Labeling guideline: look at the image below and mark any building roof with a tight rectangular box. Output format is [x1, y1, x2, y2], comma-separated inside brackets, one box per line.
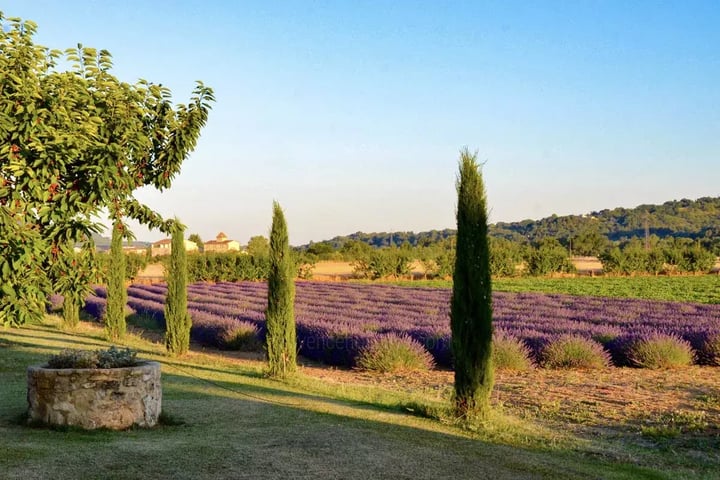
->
[205, 239, 236, 245]
[152, 239, 172, 246]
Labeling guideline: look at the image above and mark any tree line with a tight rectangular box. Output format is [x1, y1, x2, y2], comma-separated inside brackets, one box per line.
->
[299, 235, 717, 279]
[305, 196, 720, 255]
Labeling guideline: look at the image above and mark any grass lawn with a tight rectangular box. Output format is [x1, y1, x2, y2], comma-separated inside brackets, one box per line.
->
[1, 317, 717, 479]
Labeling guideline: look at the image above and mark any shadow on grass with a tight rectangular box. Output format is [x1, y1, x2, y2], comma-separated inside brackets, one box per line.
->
[0, 322, 705, 479]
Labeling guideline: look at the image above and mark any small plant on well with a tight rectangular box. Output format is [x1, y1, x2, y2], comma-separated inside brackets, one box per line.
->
[46, 347, 138, 369]
[492, 331, 534, 371]
[541, 335, 611, 369]
[628, 333, 695, 369]
[356, 334, 435, 373]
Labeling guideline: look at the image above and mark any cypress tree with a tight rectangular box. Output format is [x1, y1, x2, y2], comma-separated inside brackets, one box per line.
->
[451, 148, 494, 420]
[165, 223, 191, 356]
[106, 222, 127, 340]
[265, 201, 297, 377]
[62, 295, 80, 329]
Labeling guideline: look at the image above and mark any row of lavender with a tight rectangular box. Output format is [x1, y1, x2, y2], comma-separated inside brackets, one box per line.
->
[81, 281, 720, 367]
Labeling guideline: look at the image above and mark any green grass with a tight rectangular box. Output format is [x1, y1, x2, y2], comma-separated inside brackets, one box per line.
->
[360, 275, 720, 304]
[0, 317, 714, 479]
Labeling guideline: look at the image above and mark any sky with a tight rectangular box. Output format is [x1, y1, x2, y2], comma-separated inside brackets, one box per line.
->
[4, 1, 719, 245]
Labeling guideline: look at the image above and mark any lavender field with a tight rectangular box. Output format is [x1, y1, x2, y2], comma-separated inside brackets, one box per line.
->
[82, 281, 720, 368]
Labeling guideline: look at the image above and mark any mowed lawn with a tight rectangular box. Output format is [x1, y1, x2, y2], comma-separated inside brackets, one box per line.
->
[0, 318, 707, 480]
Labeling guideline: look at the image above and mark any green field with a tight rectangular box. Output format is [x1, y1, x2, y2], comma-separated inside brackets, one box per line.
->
[363, 275, 720, 304]
[2, 317, 718, 479]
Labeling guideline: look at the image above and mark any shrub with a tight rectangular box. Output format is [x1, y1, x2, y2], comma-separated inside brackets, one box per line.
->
[221, 321, 262, 351]
[46, 347, 138, 369]
[628, 333, 695, 369]
[492, 331, 534, 371]
[699, 333, 720, 366]
[541, 335, 611, 369]
[356, 334, 435, 373]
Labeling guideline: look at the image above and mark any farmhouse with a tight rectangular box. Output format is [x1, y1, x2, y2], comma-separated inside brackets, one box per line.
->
[204, 232, 241, 253]
[151, 238, 199, 257]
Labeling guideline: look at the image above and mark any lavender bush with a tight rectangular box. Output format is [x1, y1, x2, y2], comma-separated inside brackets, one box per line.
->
[356, 334, 435, 373]
[541, 335, 611, 369]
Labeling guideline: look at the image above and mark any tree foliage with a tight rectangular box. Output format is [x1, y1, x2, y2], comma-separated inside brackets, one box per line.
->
[53, 245, 98, 328]
[600, 238, 716, 275]
[525, 238, 575, 276]
[265, 202, 296, 378]
[188, 233, 204, 253]
[0, 13, 213, 326]
[352, 247, 413, 279]
[165, 223, 191, 356]
[247, 235, 270, 258]
[451, 149, 494, 420]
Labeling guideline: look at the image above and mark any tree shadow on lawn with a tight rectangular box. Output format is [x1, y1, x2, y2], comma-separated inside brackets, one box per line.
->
[160, 362, 404, 415]
[2, 330, 109, 350]
[0, 370, 669, 480]
[0, 335, 696, 480]
[167, 372, 680, 479]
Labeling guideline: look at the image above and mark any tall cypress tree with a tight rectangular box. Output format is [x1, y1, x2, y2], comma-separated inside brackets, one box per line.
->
[106, 222, 127, 340]
[62, 295, 80, 329]
[451, 148, 494, 420]
[165, 222, 191, 356]
[265, 201, 297, 377]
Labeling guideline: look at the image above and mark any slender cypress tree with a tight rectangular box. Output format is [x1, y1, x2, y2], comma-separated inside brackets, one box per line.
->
[165, 223, 191, 356]
[106, 222, 127, 340]
[62, 295, 80, 329]
[265, 201, 297, 377]
[451, 148, 494, 420]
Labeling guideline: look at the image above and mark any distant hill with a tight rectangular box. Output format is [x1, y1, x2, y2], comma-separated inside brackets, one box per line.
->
[304, 196, 720, 248]
[491, 196, 720, 243]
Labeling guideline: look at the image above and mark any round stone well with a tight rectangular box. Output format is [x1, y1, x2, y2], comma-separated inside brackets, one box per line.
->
[27, 361, 162, 430]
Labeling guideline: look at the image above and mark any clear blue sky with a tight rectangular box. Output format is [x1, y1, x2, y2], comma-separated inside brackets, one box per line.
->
[4, 1, 719, 245]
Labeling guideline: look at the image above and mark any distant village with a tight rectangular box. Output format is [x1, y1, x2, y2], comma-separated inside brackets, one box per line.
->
[117, 232, 245, 256]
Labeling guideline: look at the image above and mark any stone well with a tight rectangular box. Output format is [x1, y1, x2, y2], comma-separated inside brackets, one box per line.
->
[27, 361, 162, 430]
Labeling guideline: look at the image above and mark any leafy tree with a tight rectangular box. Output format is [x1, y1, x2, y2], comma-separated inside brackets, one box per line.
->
[572, 226, 609, 256]
[645, 249, 666, 275]
[265, 202, 296, 378]
[105, 222, 127, 340]
[247, 235, 270, 258]
[488, 237, 523, 277]
[0, 13, 213, 327]
[340, 239, 373, 261]
[419, 238, 456, 279]
[306, 241, 337, 259]
[679, 243, 716, 273]
[188, 233, 204, 253]
[292, 250, 317, 280]
[451, 149, 494, 420]
[54, 246, 98, 328]
[352, 247, 412, 279]
[165, 223, 191, 356]
[526, 238, 575, 276]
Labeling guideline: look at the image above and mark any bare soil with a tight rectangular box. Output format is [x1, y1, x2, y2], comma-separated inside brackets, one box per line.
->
[300, 363, 720, 436]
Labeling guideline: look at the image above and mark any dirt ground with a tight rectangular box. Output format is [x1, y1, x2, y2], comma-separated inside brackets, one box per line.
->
[300, 362, 720, 437]
[200, 337, 720, 442]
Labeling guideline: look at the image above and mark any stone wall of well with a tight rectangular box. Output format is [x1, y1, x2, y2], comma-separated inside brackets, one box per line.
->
[27, 361, 161, 430]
